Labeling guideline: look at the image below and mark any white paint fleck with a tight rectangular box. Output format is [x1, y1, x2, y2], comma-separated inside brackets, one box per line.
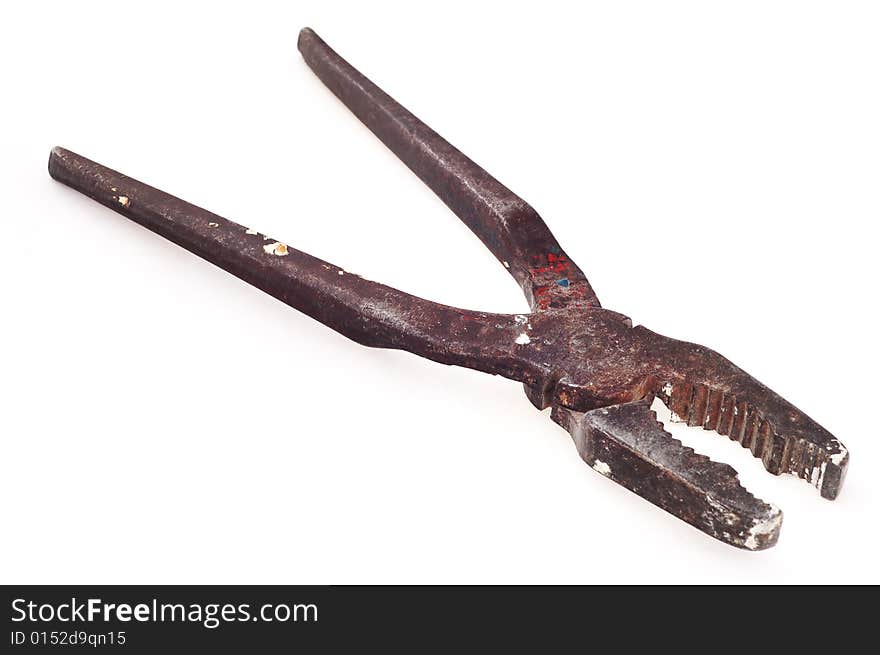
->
[262, 242, 289, 256]
[515, 333, 531, 345]
[245, 228, 259, 235]
[744, 507, 782, 550]
[514, 314, 528, 325]
[816, 461, 829, 488]
[110, 187, 117, 192]
[706, 495, 726, 513]
[829, 448, 848, 466]
[706, 495, 738, 525]
[117, 196, 130, 207]
[592, 459, 611, 476]
[662, 382, 673, 396]
[503, 261, 510, 269]
[208, 222, 219, 228]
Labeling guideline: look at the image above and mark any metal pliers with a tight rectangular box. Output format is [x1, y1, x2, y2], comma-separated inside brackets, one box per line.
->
[49, 27, 849, 550]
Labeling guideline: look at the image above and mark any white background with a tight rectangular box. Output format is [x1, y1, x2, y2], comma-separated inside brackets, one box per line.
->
[2, 1, 878, 584]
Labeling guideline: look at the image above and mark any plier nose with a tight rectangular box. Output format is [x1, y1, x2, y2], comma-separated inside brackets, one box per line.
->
[48, 27, 849, 550]
[550, 323, 848, 550]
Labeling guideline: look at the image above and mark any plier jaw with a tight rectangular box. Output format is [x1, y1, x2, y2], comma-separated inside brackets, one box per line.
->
[49, 27, 848, 550]
[555, 401, 784, 551]
[513, 306, 847, 549]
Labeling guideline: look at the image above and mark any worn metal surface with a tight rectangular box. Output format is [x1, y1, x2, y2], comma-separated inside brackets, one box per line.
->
[48, 27, 849, 550]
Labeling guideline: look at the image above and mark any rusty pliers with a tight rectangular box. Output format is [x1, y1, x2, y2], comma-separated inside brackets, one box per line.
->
[49, 27, 848, 550]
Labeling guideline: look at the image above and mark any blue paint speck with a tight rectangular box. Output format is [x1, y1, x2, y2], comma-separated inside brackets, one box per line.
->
[556, 278, 570, 288]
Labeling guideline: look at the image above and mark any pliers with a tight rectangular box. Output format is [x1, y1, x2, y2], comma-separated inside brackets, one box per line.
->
[48, 27, 849, 550]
